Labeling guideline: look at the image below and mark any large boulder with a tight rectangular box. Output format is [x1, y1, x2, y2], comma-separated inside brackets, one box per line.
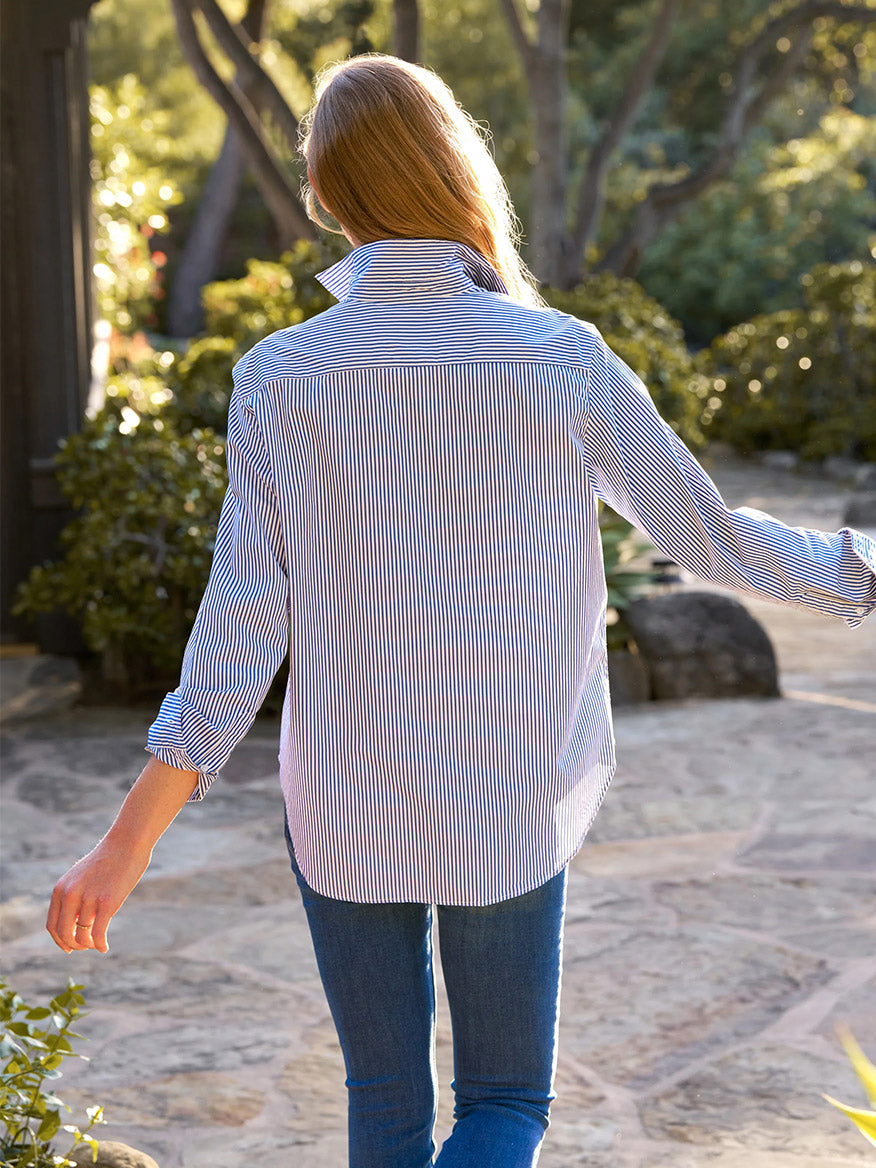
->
[844, 492, 876, 529]
[69, 1142, 160, 1168]
[624, 591, 779, 700]
[607, 648, 650, 705]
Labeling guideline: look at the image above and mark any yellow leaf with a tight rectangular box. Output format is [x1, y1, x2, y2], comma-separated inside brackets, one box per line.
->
[822, 1094, 876, 1148]
[836, 1024, 876, 1108]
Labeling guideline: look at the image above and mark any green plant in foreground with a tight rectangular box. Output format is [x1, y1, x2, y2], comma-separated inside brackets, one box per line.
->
[599, 506, 653, 652]
[823, 1025, 876, 1148]
[1, 980, 105, 1167]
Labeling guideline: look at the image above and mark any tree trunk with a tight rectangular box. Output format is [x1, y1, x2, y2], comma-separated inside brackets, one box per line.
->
[522, 0, 571, 287]
[394, 0, 420, 62]
[166, 132, 248, 337]
[528, 57, 568, 287]
[565, 0, 678, 288]
[170, 0, 313, 246]
[166, 0, 268, 337]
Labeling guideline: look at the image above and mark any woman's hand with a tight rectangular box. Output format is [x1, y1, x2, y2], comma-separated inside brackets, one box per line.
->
[45, 753, 200, 954]
[46, 837, 152, 953]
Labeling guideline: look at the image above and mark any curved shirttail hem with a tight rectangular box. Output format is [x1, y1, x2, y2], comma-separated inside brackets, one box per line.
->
[282, 762, 617, 908]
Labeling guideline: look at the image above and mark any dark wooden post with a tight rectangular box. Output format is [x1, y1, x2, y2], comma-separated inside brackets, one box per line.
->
[1, 0, 99, 648]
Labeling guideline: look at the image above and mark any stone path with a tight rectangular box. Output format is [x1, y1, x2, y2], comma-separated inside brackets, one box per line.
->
[1, 454, 874, 1167]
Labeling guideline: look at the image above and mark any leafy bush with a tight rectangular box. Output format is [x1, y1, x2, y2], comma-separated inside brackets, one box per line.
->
[542, 273, 710, 449]
[637, 109, 876, 345]
[167, 336, 241, 434]
[702, 260, 876, 460]
[202, 238, 341, 350]
[89, 75, 183, 335]
[1, 980, 105, 1167]
[116, 238, 347, 437]
[14, 411, 226, 689]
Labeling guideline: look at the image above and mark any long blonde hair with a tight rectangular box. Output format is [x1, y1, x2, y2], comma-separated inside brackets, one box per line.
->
[299, 54, 542, 306]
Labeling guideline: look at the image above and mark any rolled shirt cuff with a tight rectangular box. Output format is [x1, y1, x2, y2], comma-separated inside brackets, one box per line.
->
[144, 745, 217, 801]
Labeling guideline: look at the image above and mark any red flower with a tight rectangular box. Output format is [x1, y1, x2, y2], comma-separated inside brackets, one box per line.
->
[152, 250, 167, 267]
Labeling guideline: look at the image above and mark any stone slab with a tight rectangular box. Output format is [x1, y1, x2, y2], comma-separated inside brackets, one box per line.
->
[1, 453, 874, 1166]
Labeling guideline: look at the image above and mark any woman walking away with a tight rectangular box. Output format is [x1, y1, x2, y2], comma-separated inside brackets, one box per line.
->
[47, 54, 876, 1168]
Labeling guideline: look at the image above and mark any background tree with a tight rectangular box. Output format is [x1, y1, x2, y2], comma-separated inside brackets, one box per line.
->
[166, 0, 271, 336]
[497, 0, 875, 287]
[87, 0, 875, 341]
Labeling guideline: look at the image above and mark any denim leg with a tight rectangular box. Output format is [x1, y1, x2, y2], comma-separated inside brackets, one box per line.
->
[434, 867, 568, 1168]
[285, 820, 437, 1168]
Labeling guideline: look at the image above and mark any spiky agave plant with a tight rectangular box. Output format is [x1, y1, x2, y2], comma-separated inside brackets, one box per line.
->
[823, 1025, 876, 1148]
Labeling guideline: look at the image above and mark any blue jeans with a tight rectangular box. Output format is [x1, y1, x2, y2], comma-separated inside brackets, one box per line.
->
[284, 818, 567, 1168]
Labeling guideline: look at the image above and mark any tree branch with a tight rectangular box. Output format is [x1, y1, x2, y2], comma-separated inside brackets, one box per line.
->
[197, 0, 301, 152]
[599, 0, 876, 276]
[167, 0, 269, 336]
[498, 0, 536, 75]
[570, 0, 679, 269]
[171, 0, 314, 243]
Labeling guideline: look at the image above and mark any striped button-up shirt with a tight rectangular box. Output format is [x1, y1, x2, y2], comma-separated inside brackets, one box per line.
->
[148, 238, 876, 905]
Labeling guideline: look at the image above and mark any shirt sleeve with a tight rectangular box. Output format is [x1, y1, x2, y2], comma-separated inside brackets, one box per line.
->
[147, 387, 290, 799]
[576, 329, 876, 629]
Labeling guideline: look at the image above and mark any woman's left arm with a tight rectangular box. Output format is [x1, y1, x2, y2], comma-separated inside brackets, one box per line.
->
[576, 329, 876, 627]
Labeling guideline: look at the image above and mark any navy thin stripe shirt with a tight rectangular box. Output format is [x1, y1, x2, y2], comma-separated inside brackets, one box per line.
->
[148, 238, 876, 905]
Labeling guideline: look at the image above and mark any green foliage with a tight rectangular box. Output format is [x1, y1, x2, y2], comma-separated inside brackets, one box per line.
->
[269, 0, 376, 80]
[146, 238, 345, 434]
[542, 274, 709, 449]
[89, 75, 184, 334]
[823, 1025, 876, 1148]
[87, 0, 876, 346]
[168, 337, 242, 434]
[638, 107, 876, 344]
[1, 981, 105, 1167]
[599, 507, 652, 652]
[14, 411, 227, 687]
[88, 0, 227, 163]
[201, 238, 341, 350]
[702, 260, 876, 460]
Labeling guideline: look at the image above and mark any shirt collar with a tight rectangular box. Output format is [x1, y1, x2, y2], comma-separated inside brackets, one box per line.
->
[316, 238, 509, 302]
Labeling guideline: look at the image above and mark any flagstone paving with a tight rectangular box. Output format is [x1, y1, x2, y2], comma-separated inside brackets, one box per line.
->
[1, 453, 874, 1167]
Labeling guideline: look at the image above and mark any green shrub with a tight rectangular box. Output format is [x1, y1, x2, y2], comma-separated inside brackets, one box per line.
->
[702, 260, 876, 460]
[202, 237, 341, 350]
[1, 980, 105, 1167]
[168, 335, 241, 433]
[126, 238, 346, 436]
[14, 410, 226, 689]
[542, 273, 710, 450]
[99, 371, 175, 419]
[89, 75, 183, 335]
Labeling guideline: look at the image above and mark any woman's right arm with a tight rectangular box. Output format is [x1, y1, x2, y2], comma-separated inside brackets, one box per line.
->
[46, 753, 199, 954]
[576, 329, 876, 627]
[48, 378, 291, 955]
